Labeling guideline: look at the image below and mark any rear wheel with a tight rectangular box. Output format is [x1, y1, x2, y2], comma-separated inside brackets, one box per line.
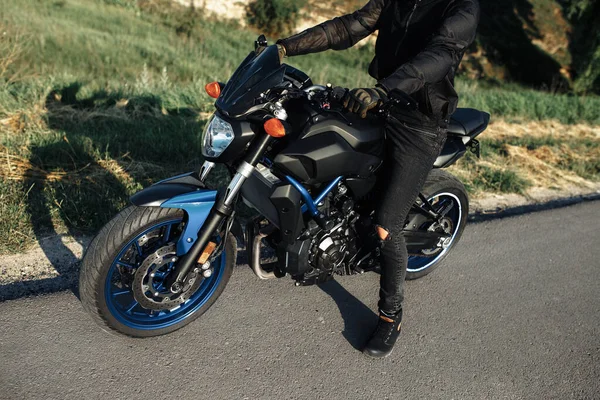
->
[79, 206, 236, 337]
[406, 170, 469, 280]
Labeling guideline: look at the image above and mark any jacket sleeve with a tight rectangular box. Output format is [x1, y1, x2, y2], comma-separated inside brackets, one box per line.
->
[378, 0, 480, 95]
[278, 0, 385, 57]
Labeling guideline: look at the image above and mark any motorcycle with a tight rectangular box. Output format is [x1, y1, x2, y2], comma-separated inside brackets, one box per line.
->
[79, 39, 490, 337]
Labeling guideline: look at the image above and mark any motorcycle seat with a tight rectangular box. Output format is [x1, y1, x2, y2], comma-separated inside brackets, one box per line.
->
[447, 108, 490, 139]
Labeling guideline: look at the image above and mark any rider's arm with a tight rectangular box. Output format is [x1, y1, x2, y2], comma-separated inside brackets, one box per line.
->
[377, 0, 480, 95]
[278, 0, 385, 57]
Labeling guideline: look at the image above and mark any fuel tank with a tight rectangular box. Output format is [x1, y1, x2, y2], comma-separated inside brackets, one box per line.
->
[273, 113, 383, 185]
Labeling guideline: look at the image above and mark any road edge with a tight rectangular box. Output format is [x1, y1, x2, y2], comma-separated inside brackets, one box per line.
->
[2, 193, 599, 302]
[469, 192, 600, 223]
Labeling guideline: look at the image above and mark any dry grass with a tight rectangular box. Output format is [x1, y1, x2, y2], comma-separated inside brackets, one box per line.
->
[450, 119, 600, 196]
[3, 114, 597, 198]
[504, 144, 594, 188]
[2, 107, 598, 191]
[1, 142, 163, 185]
[483, 119, 599, 140]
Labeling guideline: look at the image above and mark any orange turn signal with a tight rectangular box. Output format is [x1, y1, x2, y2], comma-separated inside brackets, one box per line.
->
[264, 118, 286, 138]
[205, 82, 221, 99]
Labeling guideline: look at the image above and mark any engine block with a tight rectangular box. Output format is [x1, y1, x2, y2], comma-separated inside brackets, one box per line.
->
[294, 193, 371, 285]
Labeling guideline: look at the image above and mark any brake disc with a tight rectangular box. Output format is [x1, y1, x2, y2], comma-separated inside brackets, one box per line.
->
[136, 230, 163, 247]
[120, 229, 164, 266]
[132, 244, 202, 311]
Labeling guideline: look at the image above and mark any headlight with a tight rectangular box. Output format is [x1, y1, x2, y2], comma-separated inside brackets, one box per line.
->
[202, 115, 235, 158]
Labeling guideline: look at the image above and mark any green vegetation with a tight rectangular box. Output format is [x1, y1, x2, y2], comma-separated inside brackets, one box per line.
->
[246, 0, 305, 36]
[0, 0, 598, 253]
[1, 0, 599, 120]
[561, 0, 600, 93]
[471, 165, 532, 195]
[458, 81, 600, 125]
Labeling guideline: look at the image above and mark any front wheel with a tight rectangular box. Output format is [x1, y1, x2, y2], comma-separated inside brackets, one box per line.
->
[406, 169, 469, 280]
[79, 206, 236, 337]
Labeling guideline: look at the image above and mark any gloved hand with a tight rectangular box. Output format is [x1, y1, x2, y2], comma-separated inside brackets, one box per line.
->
[256, 44, 286, 63]
[342, 87, 388, 118]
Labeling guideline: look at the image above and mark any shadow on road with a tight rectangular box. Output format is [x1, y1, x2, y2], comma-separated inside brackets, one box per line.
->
[1, 274, 76, 302]
[318, 279, 377, 350]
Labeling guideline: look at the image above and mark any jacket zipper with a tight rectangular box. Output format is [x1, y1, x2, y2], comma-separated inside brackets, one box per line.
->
[388, 114, 439, 138]
[398, 0, 421, 47]
[402, 122, 439, 138]
[389, 115, 439, 138]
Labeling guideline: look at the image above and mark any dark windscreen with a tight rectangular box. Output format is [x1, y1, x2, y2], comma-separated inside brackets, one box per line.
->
[216, 45, 286, 117]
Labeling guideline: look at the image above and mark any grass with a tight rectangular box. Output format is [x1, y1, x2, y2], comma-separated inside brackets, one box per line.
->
[457, 81, 600, 125]
[0, 0, 599, 253]
[480, 131, 600, 181]
[471, 165, 532, 194]
[449, 120, 600, 196]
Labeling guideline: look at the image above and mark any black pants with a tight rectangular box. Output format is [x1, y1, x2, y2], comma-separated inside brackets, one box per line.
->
[375, 109, 447, 315]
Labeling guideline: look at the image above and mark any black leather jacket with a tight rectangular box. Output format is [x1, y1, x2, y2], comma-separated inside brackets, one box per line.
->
[278, 0, 480, 120]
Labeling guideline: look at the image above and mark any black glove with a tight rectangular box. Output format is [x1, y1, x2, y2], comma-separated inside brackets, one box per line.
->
[342, 87, 388, 118]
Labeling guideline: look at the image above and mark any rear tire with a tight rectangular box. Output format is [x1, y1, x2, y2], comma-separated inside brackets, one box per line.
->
[406, 170, 469, 280]
[79, 206, 236, 337]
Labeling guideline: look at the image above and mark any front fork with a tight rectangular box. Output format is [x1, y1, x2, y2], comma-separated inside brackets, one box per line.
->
[164, 134, 273, 293]
[199, 160, 215, 182]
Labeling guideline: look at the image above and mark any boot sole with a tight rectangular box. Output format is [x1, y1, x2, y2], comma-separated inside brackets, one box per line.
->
[362, 348, 394, 359]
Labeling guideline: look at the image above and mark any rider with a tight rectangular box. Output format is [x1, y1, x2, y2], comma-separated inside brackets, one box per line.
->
[276, 0, 480, 357]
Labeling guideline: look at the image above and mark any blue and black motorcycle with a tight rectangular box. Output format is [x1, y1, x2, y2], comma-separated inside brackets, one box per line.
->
[79, 40, 489, 337]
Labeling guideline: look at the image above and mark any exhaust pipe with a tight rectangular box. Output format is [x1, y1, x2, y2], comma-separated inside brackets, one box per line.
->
[251, 231, 276, 280]
[247, 220, 277, 280]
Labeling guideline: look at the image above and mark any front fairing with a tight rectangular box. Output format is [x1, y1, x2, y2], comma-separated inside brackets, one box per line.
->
[216, 45, 286, 117]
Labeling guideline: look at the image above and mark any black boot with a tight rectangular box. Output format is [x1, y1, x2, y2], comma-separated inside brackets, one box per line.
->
[363, 310, 402, 358]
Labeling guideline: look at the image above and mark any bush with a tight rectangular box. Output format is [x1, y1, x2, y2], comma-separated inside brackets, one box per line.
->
[246, 0, 305, 36]
[562, 0, 600, 94]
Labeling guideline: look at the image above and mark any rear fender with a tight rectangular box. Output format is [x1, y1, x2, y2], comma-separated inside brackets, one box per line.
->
[130, 172, 244, 255]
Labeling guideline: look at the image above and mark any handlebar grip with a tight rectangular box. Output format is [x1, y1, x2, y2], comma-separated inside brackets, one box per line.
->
[330, 86, 348, 102]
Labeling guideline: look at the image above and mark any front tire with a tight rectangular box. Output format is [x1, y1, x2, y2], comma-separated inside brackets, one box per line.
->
[406, 170, 469, 280]
[79, 206, 236, 337]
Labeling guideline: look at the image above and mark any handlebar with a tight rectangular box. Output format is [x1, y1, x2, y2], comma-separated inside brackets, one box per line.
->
[303, 85, 417, 118]
[258, 81, 417, 121]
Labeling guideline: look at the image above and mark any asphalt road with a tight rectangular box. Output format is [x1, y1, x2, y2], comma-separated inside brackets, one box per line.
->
[1, 202, 599, 400]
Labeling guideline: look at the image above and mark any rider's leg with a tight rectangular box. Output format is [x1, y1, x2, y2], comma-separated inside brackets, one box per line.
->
[363, 113, 446, 358]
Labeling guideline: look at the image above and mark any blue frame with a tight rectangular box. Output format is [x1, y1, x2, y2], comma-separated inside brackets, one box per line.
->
[154, 170, 341, 254]
[285, 175, 343, 216]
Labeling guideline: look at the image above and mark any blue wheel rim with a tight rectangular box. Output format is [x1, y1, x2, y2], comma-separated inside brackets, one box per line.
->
[104, 219, 226, 330]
